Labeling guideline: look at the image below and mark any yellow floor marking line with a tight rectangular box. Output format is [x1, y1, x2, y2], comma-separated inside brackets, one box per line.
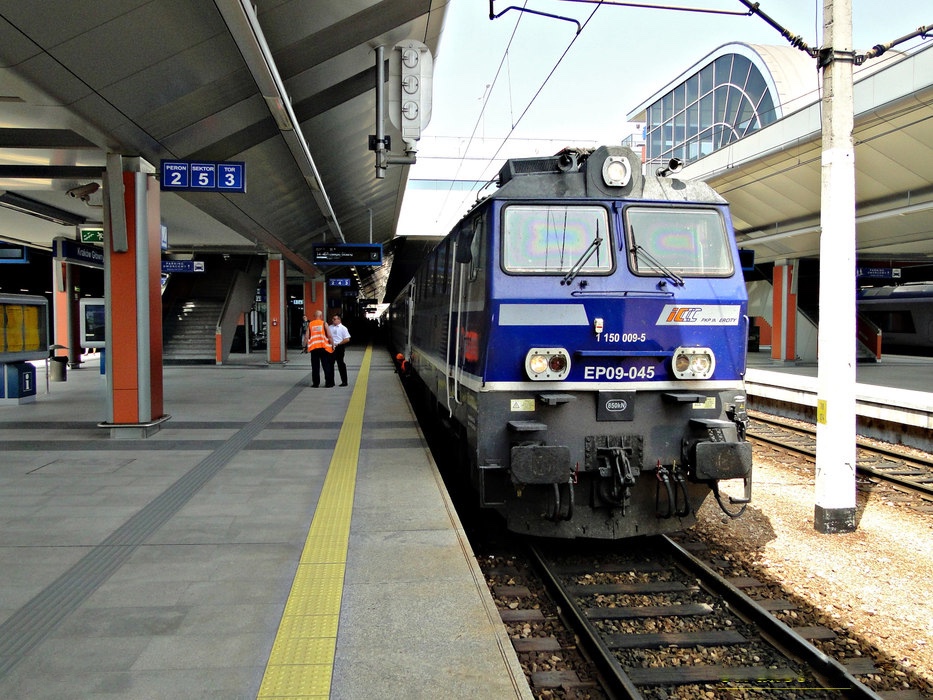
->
[257, 346, 373, 699]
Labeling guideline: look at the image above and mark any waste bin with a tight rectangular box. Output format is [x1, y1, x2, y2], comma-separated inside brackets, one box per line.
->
[748, 324, 760, 353]
[50, 356, 68, 381]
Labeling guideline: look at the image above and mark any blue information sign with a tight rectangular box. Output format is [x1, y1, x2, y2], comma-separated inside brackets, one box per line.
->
[161, 260, 206, 273]
[162, 161, 189, 188]
[160, 160, 246, 193]
[217, 163, 245, 191]
[53, 238, 104, 269]
[313, 243, 383, 266]
[328, 278, 352, 287]
[857, 267, 901, 279]
[190, 163, 216, 189]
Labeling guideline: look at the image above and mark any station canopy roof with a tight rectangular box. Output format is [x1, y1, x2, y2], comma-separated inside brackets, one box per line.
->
[0, 1, 448, 302]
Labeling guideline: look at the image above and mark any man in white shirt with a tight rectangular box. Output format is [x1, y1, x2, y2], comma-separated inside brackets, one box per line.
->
[329, 314, 351, 386]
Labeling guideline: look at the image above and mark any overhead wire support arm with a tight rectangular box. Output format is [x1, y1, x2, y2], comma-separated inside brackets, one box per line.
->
[856, 24, 933, 64]
[551, 0, 753, 18]
[734, 0, 818, 57]
[489, 1, 581, 33]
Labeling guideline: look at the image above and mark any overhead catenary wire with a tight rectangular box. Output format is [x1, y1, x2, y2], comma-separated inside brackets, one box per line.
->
[448, 2, 604, 219]
[433, 1, 529, 225]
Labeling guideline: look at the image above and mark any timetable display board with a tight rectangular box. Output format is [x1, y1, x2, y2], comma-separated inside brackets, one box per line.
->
[313, 243, 382, 266]
[0, 294, 49, 362]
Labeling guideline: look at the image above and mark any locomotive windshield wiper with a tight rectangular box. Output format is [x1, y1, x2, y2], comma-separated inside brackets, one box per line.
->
[632, 243, 685, 287]
[561, 235, 603, 286]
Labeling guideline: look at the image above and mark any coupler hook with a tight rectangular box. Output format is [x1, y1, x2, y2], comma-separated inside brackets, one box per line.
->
[597, 447, 636, 512]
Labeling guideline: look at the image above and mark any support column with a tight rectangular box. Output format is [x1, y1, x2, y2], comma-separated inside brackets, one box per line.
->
[266, 255, 287, 365]
[303, 277, 325, 319]
[814, 0, 857, 533]
[770, 259, 798, 363]
[52, 260, 73, 366]
[102, 155, 167, 437]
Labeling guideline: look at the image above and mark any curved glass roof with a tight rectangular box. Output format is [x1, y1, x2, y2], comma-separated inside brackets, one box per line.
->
[644, 47, 781, 165]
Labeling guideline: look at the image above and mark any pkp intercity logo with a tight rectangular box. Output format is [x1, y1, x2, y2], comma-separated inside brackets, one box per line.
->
[656, 304, 741, 326]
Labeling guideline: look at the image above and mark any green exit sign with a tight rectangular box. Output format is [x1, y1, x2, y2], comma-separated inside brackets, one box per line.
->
[80, 227, 104, 243]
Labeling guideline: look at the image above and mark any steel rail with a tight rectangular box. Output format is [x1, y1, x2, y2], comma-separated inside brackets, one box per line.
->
[659, 535, 884, 700]
[748, 414, 933, 500]
[526, 544, 645, 699]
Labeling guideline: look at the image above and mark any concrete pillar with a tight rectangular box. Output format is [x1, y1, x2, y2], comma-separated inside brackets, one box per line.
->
[814, 0, 857, 534]
[770, 259, 798, 363]
[266, 255, 287, 364]
[102, 156, 166, 437]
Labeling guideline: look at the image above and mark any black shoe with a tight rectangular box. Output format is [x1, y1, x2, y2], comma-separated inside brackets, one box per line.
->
[312, 384, 319, 388]
[325, 383, 335, 387]
[339, 383, 347, 386]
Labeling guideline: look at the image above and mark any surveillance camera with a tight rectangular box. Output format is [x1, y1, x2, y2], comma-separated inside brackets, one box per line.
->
[67, 183, 100, 200]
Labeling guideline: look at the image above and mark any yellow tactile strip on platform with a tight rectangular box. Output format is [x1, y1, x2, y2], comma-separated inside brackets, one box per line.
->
[258, 346, 372, 698]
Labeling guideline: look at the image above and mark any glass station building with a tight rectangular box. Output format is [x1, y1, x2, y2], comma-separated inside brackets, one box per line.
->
[628, 44, 813, 168]
[628, 43, 832, 164]
[627, 42, 894, 170]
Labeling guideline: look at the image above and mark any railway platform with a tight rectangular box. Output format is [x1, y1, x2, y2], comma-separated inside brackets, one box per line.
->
[745, 350, 933, 450]
[0, 347, 532, 699]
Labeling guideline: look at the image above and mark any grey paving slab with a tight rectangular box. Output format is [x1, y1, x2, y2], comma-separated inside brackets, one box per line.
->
[0, 350, 532, 699]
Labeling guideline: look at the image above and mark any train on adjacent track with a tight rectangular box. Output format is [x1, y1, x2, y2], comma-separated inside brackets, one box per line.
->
[857, 282, 933, 355]
[389, 145, 753, 539]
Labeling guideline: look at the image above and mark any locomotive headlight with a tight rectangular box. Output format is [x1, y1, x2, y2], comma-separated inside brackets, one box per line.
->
[601, 155, 632, 187]
[671, 346, 716, 379]
[525, 348, 571, 380]
[529, 354, 549, 375]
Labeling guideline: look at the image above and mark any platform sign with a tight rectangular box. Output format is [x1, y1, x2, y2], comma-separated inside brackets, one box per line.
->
[160, 160, 246, 193]
[328, 278, 352, 287]
[313, 243, 382, 266]
[217, 163, 245, 191]
[53, 237, 104, 269]
[189, 163, 216, 189]
[161, 161, 189, 188]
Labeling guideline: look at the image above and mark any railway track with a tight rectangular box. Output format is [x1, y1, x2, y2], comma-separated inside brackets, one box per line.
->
[748, 411, 933, 512]
[484, 536, 894, 699]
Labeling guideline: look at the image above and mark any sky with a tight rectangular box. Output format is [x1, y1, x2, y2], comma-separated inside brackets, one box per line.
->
[395, 0, 932, 236]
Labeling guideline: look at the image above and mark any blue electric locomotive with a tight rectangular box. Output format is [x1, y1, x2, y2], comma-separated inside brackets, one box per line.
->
[390, 145, 752, 539]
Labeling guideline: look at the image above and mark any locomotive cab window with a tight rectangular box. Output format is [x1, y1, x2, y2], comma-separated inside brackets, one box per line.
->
[625, 207, 733, 278]
[502, 205, 613, 275]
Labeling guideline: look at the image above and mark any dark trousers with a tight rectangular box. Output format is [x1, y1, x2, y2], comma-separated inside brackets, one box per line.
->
[310, 348, 335, 387]
[333, 345, 348, 385]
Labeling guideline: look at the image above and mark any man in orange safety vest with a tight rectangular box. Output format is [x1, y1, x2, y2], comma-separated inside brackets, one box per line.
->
[306, 310, 335, 387]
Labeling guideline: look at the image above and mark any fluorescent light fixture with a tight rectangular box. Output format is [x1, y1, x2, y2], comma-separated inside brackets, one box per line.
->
[0, 191, 85, 227]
